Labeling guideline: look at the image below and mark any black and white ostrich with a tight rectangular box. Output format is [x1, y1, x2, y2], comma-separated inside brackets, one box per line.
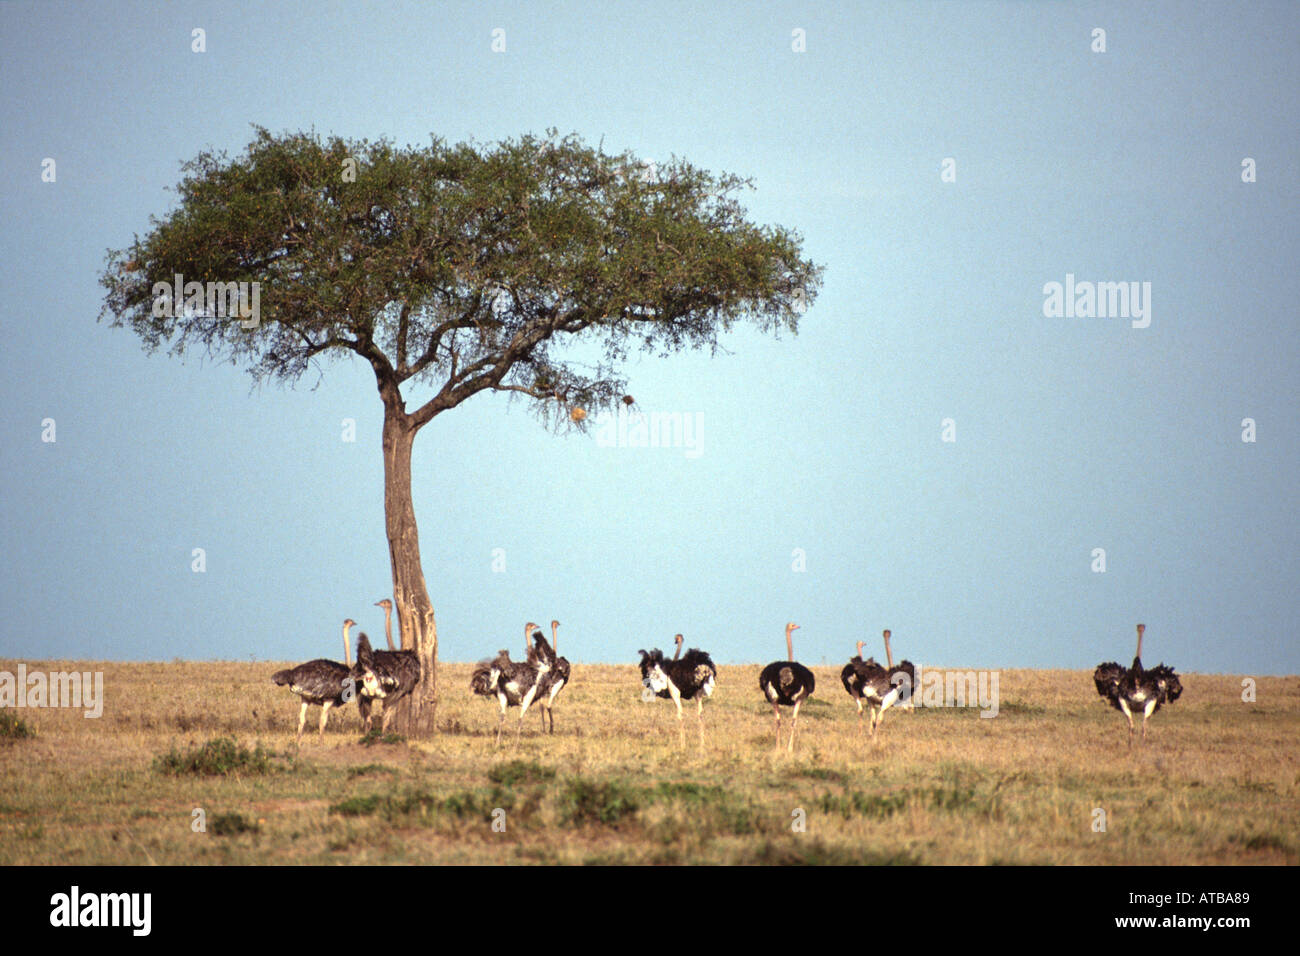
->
[840, 636, 907, 740]
[527, 620, 570, 734]
[470, 623, 551, 746]
[1094, 623, 1183, 747]
[840, 640, 877, 732]
[759, 622, 816, 752]
[638, 634, 717, 749]
[270, 618, 357, 745]
[350, 631, 420, 735]
[882, 629, 916, 712]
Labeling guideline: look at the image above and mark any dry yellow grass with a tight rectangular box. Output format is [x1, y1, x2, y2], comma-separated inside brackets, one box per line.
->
[1, 659, 1296, 865]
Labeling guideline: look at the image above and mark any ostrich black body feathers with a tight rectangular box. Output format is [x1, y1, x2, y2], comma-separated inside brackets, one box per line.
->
[528, 628, 571, 732]
[272, 659, 351, 706]
[638, 644, 717, 748]
[759, 660, 815, 705]
[638, 647, 717, 701]
[1093, 650, 1182, 745]
[271, 658, 352, 744]
[840, 653, 912, 737]
[350, 632, 420, 734]
[470, 646, 551, 745]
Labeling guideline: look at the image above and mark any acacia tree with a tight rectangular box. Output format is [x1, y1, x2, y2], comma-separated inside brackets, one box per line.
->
[100, 127, 821, 735]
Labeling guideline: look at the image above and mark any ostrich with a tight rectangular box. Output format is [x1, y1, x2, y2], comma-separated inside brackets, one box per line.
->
[527, 620, 570, 734]
[840, 638, 905, 740]
[1094, 623, 1183, 747]
[470, 623, 551, 746]
[840, 640, 877, 732]
[638, 634, 717, 749]
[882, 629, 916, 711]
[270, 618, 356, 745]
[374, 598, 398, 650]
[759, 622, 816, 752]
[350, 631, 420, 735]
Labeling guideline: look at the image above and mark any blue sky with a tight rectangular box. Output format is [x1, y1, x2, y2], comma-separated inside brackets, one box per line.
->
[1, 1, 1296, 674]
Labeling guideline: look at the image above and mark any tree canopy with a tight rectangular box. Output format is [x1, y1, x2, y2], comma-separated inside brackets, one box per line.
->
[101, 127, 822, 428]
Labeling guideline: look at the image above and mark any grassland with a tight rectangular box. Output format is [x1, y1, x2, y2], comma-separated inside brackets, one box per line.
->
[0, 660, 1296, 865]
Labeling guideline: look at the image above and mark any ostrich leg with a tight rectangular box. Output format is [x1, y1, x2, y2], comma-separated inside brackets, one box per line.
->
[296, 701, 308, 747]
[318, 701, 332, 740]
[516, 696, 536, 747]
[1119, 698, 1135, 748]
[697, 698, 705, 751]
[789, 700, 802, 753]
[772, 703, 782, 750]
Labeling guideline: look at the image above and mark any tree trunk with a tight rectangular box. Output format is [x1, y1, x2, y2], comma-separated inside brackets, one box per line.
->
[381, 403, 438, 737]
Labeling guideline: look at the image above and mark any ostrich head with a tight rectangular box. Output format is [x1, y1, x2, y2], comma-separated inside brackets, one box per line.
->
[524, 621, 545, 657]
[375, 599, 392, 613]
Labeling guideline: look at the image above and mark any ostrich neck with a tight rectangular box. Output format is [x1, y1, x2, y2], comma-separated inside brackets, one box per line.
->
[884, 637, 894, 668]
[342, 624, 353, 667]
[552, 624, 559, 656]
[383, 609, 395, 651]
[786, 631, 794, 661]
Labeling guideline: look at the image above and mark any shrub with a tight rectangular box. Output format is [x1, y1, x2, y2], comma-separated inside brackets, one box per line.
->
[0, 712, 34, 741]
[487, 760, 556, 787]
[153, 737, 273, 776]
[559, 779, 639, 827]
[211, 812, 261, 836]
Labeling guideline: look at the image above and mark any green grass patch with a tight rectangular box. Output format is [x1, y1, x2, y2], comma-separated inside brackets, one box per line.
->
[643, 781, 768, 837]
[330, 794, 385, 817]
[817, 790, 910, 819]
[329, 787, 511, 824]
[211, 812, 261, 836]
[1235, 831, 1290, 853]
[346, 763, 400, 779]
[487, 760, 556, 787]
[787, 766, 845, 783]
[648, 781, 730, 805]
[748, 839, 922, 865]
[0, 712, 34, 740]
[558, 778, 640, 827]
[153, 737, 275, 776]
